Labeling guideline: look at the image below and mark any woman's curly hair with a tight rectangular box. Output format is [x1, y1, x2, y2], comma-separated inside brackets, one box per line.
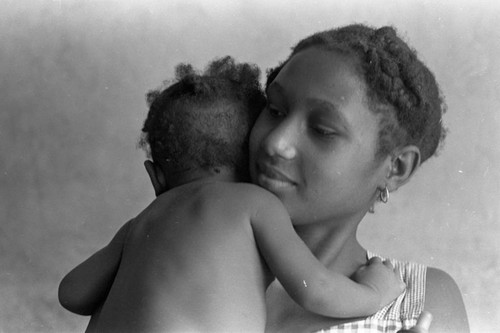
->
[267, 24, 446, 163]
[139, 56, 265, 175]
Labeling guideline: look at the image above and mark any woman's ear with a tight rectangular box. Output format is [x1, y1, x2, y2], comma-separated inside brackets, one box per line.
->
[386, 145, 421, 191]
[144, 160, 168, 197]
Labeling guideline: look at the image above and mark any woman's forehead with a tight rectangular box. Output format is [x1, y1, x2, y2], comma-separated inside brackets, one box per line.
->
[271, 48, 366, 104]
[268, 48, 380, 145]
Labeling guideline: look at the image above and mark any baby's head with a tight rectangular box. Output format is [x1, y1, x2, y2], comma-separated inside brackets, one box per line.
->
[140, 56, 265, 182]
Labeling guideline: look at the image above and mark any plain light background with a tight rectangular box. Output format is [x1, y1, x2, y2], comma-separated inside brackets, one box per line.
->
[1, 0, 498, 332]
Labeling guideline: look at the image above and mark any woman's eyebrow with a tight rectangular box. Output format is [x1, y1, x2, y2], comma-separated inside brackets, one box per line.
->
[307, 98, 350, 131]
[266, 81, 284, 96]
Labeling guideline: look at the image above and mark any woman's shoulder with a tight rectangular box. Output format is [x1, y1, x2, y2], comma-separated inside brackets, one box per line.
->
[366, 253, 426, 326]
[425, 266, 462, 296]
[367, 254, 469, 332]
[368, 252, 426, 295]
[384, 253, 470, 332]
[424, 266, 470, 332]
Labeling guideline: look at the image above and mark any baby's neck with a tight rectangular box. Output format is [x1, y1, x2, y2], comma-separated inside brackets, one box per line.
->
[168, 167, 243, 188]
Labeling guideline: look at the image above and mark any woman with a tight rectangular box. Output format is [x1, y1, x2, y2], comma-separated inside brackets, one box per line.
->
[249, 24, 469, 332]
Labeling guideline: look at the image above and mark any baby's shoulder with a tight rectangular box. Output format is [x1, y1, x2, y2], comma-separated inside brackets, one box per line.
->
[196, 182, 282, 214]
[200, 181, 275, 200]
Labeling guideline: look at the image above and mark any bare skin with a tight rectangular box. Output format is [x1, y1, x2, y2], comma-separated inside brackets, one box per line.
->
[87, 179, 274, 332]
[247, 48, 469, 332]
[59, 165, 404, 333]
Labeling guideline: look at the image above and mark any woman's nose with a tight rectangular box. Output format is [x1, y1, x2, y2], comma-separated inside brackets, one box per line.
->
[262, 121, 297, 160]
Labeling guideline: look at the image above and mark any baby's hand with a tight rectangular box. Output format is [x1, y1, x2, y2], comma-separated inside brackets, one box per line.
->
[353, 257, 405, 308]
[397, 311, 432, 332]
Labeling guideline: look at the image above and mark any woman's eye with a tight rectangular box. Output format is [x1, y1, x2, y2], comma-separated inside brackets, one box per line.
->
[312, 126, 336, 137]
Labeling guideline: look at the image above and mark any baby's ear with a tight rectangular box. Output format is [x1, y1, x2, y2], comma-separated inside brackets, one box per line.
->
[144, 160, 168, 197]
[386, 145, 421, 192]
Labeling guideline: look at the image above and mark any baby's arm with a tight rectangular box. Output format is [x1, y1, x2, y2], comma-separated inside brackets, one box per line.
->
[251, 192, 404, 318]
[58, 219, 132, 315]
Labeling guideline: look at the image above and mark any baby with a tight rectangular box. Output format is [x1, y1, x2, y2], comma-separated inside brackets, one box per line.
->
[58, 56, 404, 332]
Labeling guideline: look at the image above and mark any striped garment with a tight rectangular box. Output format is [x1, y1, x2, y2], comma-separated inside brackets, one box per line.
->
[315, 252, 427, 333]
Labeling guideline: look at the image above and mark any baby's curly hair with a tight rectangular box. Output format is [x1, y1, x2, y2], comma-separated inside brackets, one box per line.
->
[139, 56, 265, 176]
[267, 24, 446, 163]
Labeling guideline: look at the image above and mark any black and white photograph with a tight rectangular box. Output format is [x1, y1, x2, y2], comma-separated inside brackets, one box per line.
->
[1, 1, 498, 332]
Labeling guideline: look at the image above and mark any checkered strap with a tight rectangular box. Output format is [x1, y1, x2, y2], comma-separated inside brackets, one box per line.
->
[314, 252, 426, 333]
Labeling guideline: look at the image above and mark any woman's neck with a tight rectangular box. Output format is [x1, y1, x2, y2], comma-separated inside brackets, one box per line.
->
[294, 218, 368, 276]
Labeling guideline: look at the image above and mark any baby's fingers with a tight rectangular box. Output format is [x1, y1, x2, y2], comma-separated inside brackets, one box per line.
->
[367, 257, 394, 269]
[367, 257, 383, 266]
[396, 311, 432, 333]
[415, 311, 432, 331]
[383, 259, 394, 270]
[368, 256, 382, 263]
[382, 260, 405, 291]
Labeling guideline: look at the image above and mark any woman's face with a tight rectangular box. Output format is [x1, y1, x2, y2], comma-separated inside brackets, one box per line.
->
[249, 48, 389, 225]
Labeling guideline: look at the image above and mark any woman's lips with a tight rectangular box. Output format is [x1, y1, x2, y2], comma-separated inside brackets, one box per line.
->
[256, 163, 296, 191]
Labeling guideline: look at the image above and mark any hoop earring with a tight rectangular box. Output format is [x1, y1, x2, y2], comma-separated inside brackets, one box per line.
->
[379, 186, 390, 203]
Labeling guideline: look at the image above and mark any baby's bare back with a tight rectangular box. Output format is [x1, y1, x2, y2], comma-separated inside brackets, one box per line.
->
[90, 181, 273, 332]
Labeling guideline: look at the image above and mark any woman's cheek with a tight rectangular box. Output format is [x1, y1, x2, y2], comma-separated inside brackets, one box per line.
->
[249, 115, 269, 156]
[249, 121, 265, 182]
